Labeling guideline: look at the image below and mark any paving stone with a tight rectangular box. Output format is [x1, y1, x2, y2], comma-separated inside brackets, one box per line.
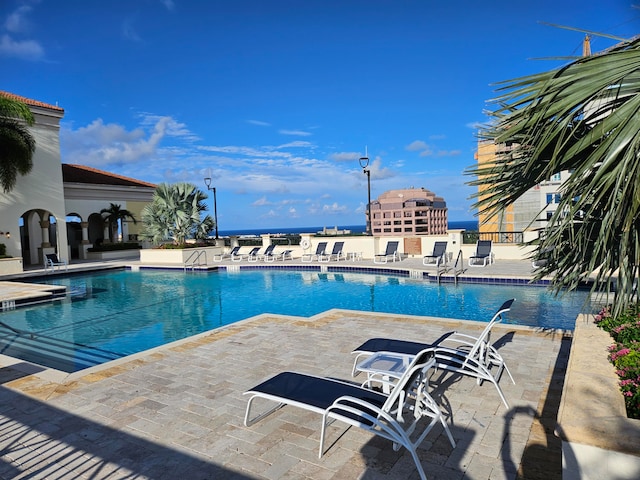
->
[0, 307, 567, 479]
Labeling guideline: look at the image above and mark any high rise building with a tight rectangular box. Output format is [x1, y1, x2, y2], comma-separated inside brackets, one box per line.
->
[368, 187, 448, 236]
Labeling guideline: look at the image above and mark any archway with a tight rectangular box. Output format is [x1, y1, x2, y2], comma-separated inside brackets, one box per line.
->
[88, 213, 104, 246]
[66, 214, 82, 259]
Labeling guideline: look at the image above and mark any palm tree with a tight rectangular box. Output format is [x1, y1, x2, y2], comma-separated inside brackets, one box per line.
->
[0, 95, 36, 193]
[466, 33, 640, 316]
[100, 203, 137, 243]
[141, 182, 215, 245]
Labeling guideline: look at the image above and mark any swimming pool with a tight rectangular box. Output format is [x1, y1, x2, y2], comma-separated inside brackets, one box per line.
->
[0, 269, 593, 373]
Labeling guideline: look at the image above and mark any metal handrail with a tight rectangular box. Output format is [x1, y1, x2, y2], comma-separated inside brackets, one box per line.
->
[452, 250, 464, 285]
[184, 250, 208, 271]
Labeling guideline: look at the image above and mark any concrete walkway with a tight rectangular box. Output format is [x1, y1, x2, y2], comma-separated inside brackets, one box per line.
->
[0, 258, 568, 479]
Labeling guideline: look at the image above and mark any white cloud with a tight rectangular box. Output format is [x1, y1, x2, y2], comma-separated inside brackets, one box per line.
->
[329, 151, 360, 162]
[122, 17, 142, 42]
[4, 5, 32, 33]
[406, 140, 429, 151]
[61, 116, 176, 167]
[252, 196, 271, 206]
[322, 202, 348, 214]
[160, 0, 175, 11]
[279, 129, 312, 136]
[0, 33, 43, 60]
[247, 119, 271, 126]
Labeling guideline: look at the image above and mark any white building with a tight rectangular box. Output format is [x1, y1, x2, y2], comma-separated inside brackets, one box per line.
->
[0, 91, 155, 269]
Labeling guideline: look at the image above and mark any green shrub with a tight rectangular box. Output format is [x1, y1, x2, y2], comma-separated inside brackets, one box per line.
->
[0, 243, 6, 256]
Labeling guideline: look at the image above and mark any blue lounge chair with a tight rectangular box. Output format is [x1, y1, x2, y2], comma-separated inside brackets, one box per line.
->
[257, 244, 276, 261]
[263, 246, 293, 262]
[45, 253, 67, 272]
[213, 246, 241, 262]
[245, 247, 261, 262]
[468, 240, 493, 267]
[321, 241, 345, 262]
[423, 241, 448, 267]
[302, 241, 327, 262]
[244, 349, 455, 480]
[374, 241, 400, 263]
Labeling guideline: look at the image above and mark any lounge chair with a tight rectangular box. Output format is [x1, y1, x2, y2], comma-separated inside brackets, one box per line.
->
[352, 299, 515, 408]
[374, 241, 400, 264]
[244, 349, 455, 480]
[45, 253, 67, 272]
[213, 246, 241, 262]
[244, 247, 261, 262]
[532, 245, 553, 269]
[301, 241, 327, 262]
[423, 241, 448, 267]
[263, 247, 293, 262]
[256, 244, 276, 261]
[468, 240, 493, 267]
[322, 241, 345, 262]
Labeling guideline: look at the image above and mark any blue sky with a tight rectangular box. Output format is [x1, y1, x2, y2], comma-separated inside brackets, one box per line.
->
[2, 1, 638, 230]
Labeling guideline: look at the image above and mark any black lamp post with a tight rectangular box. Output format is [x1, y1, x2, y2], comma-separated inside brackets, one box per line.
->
[359, 154, 371, 235]
[203, 176, 219, 240]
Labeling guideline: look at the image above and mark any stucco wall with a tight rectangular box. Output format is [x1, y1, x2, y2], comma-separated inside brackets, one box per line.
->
[0, 105, 68, 264]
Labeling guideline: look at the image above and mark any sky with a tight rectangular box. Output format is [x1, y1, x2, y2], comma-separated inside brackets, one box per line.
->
[2, 1, 639, 231]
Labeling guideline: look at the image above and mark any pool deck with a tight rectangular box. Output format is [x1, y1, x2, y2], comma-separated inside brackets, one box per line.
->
[0, 258, 570, 479]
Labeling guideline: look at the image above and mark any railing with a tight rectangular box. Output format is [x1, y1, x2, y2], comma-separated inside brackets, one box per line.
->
[184, 250, 207, 271]
[462, 231, 524, 245]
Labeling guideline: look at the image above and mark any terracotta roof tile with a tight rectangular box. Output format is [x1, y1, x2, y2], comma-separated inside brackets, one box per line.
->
[0, 90, 64, 112]
[62, 164, 157, 188]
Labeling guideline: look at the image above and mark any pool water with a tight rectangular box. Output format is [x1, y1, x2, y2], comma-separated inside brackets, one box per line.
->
[0, 269, 593, 373]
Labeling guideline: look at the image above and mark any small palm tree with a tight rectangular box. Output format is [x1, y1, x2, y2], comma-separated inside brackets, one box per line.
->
[0, 95, 36, 193]
[100, 203, 137, 243]
[141, 182, 214, 246]
[466, 33, 640, 316]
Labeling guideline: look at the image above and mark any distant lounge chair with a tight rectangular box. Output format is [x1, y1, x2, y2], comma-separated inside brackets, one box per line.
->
[263, 247, 294, 262]
[468, 240, 493, 267]
[374, 241, 400, 264]
[302, 241, 327, 262]
[244, 349, 455, 480]
[321, 241, 345, 262]
[532, 245, 553, 269]
[244, 247, 261, 262]
[423, 241, 448, 267]
[213, 246, 241, 262]
[45, 253, 67, 272]
[257, 244, 276, 261]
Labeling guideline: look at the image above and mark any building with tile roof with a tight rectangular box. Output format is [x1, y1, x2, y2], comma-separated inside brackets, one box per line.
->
[0, 91, 156, 269]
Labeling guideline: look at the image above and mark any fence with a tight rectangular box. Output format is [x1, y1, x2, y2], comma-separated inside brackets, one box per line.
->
[462, 231, 524, 245]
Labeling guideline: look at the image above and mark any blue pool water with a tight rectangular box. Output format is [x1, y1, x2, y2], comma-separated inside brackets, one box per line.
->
[0, 269, 593, 373]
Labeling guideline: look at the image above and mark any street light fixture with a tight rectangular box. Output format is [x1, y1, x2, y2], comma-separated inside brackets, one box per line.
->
[203, 176, 219, 240]
[359, 152, 371, 235]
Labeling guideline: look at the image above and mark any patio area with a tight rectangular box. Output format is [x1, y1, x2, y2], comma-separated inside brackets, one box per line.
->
[0, 306, 569, 479]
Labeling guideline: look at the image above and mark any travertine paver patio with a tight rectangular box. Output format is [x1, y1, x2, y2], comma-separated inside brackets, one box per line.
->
[0, 308, 570, 479]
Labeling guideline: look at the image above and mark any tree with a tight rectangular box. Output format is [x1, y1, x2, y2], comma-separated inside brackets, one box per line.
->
[466, 34, 640, 317]
[140, 182, 215, 245]
[100, 203, 137, 243]
[0, 95, 36, 193]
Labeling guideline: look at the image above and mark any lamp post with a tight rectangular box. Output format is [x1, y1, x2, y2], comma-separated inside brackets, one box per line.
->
[203, 176, 219, 240]
[359, 153, 371, 235]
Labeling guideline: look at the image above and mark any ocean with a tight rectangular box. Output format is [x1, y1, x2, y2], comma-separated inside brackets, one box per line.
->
[218, 220, 478, 237]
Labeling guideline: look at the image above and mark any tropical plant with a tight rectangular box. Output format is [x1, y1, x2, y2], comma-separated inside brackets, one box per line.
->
[100, 203, 137, 243]
[0, 95, 36, 193]
[466, 33, 640, 317]
[140, 182, 215, 246]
